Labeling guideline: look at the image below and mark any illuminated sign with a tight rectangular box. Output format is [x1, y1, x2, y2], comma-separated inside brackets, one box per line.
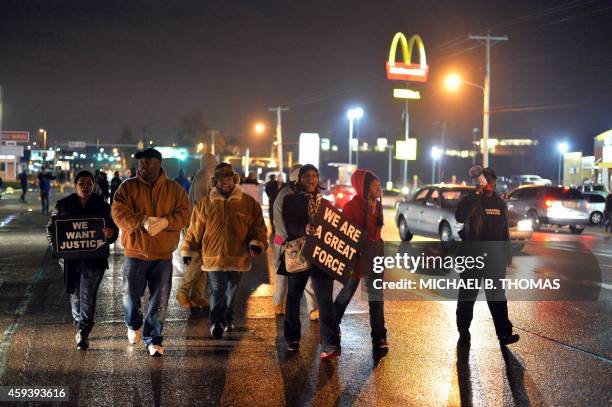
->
[155, 147, 189, 161]
[386, 33, 429, 82]
[299, 133, 320, 169]
[376, 138, 388, 151]
[395, 139, 417, 160]
[0, 131, 29, 142]
[393, 88, 421, 99]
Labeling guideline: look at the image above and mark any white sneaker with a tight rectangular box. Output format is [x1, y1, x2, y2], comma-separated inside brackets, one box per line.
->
[127, 328, 141, 344]
[147, 344, 164, 357]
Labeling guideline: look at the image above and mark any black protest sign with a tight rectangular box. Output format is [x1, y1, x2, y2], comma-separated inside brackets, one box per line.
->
[302, 200, 365, 284]
[53, 217, 107, 258]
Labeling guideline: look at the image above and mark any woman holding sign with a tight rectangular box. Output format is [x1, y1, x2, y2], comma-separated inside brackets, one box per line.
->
[281, 164, 341, 359]
[333, 169, 388, 350]
[46, 170, 118, 350]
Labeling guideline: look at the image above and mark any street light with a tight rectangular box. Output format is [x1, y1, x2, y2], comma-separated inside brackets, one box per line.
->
[444, 73, 491, 166]
[346, 107, 363, 166]
[254, 123, 266, 134]
[38, 128, 47, 150]
[557, 141, 569, 186]
[431, 146, 442, 184]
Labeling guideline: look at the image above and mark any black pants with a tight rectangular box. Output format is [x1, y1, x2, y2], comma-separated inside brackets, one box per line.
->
[70, 265, 106, 335]
[456, 267, 512, 339]
[333, 273, 387, 342]
[284, 271, 339, 353]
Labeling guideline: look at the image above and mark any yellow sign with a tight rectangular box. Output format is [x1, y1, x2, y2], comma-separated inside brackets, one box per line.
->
[393, 88, 421, 99]
[395, 139, 417, 160]
[386, 33, 429, 82]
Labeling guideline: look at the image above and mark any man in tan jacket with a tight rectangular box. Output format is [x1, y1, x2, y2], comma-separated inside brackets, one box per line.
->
[181, 162, 268, 339]
[112, 148, 190, 357]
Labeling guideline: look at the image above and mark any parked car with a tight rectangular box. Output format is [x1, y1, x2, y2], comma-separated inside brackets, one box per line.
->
[504, 185, 589, 234]
[394, 184, 532, 251]
[326, 184, 355, 210]
[577, 184, 607, 196]
[583, 192, 606, 224]
[508, 174, 552, 189]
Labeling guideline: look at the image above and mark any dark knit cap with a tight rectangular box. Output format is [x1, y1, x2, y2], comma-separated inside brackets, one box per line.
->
[214, 162, 235, 180]
[74, 170, 95, 184]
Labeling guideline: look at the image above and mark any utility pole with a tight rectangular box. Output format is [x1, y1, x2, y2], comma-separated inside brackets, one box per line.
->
[269, 106, 289, 178]
[439, 121, 446, 183]
[402, 98, 409, 187]
[468, 31, 508, 168]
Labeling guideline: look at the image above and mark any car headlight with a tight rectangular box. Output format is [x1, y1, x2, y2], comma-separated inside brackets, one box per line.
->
[517, 219, 532, 232]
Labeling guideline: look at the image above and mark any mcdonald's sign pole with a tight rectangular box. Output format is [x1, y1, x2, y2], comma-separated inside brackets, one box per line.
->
[386, 32, 429, 188]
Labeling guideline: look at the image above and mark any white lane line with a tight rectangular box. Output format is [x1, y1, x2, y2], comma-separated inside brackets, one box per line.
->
[0, 248, 51, 380]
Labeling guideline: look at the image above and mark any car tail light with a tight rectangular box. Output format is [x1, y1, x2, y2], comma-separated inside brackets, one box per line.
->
[336, 192, 344, 199]
[545, 199, 552, 207]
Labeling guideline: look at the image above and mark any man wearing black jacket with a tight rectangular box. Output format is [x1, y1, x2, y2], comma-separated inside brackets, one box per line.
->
[455, 167, 520, 346]
[46, 171, 118, 350]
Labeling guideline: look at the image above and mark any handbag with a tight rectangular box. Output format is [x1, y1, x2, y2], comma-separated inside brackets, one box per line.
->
[284, 236, 311, 273]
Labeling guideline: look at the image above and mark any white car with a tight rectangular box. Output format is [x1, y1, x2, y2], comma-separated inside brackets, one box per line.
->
[583, 192, 606, 224]
[510, 174, 552, 187]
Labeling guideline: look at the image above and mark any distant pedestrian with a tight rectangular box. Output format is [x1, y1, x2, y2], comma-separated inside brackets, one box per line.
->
[333, 169, 388, 351]
[265, 174, 282, 235]
[112, 148, 190, 357]
[46, 171, 118, 350]
[19, 170, 29, 203]
[0, 177, 3, 200]
[38, 167, 56, 215]
[605, 193, 612, 232]
[96, 171, 110, 202]
[174, 169, 190, 194]
[281, 164, 340, 359]
[175, 153, 217, 312]
[110, 171, 122, 204]
[240, 171, 261, 204]
[181, 163, 267, 339]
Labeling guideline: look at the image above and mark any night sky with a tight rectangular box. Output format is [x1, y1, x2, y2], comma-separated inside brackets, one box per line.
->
[1, 0, 611, 179]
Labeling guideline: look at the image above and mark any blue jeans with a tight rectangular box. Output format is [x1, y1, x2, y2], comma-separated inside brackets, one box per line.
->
[333, 273, 387, 342]
[284, 272, 339, 353]
[70, 264, 105, 335]
[207, 271, 242, 329]
[40, 191, 50, 214]
[122, 258, 173, 346]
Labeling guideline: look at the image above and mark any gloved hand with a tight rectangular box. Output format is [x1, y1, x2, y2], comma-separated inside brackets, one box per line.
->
[142, 216, 159, 232]
[183, 256, 192, 265]
[147, 217, 169, 237]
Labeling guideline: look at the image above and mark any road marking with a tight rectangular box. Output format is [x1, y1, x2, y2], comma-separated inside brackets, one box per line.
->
[514, 326, 612, 364]
[0, 248, 51, 380]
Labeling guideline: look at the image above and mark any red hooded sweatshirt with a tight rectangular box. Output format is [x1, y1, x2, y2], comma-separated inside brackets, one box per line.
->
[342, 169, 383, 242]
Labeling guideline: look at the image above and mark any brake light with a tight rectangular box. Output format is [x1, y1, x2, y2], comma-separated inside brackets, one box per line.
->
[545, 199, 552, 207]
[336, 192, 344, 199]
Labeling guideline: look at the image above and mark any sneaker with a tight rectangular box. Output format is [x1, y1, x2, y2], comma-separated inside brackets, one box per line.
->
[75, 331, 89, 350]
[224, 323, 235, 333]
[320, 349, 341, 360]
[287, 341, 300, 352]
[147, 344, 164, 357]
[309, 310, 320, 321]
[499, 333, 520, 346]
[176, 291, 192, 309]
[373, 338, 389, 350]
[127, 328, 141, 344]
[274, 304, 285, 315]
[211, 324, 224, 339]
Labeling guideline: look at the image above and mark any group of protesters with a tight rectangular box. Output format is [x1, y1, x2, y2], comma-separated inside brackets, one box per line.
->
[44, 147, 390, 359]
[45, 146, 521, 359]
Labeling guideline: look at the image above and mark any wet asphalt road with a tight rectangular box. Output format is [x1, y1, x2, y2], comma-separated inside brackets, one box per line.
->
[0, 192, 610, 406]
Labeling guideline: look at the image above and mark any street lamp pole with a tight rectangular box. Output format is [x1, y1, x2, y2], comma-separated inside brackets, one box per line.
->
[348, 117, 354, 165]
[355, 117, 361, 168]
[403, 98, 409, 187]
[468, 32, 509, 167]
[269, 106, 289, 177]
[386, 145, 394, 189]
